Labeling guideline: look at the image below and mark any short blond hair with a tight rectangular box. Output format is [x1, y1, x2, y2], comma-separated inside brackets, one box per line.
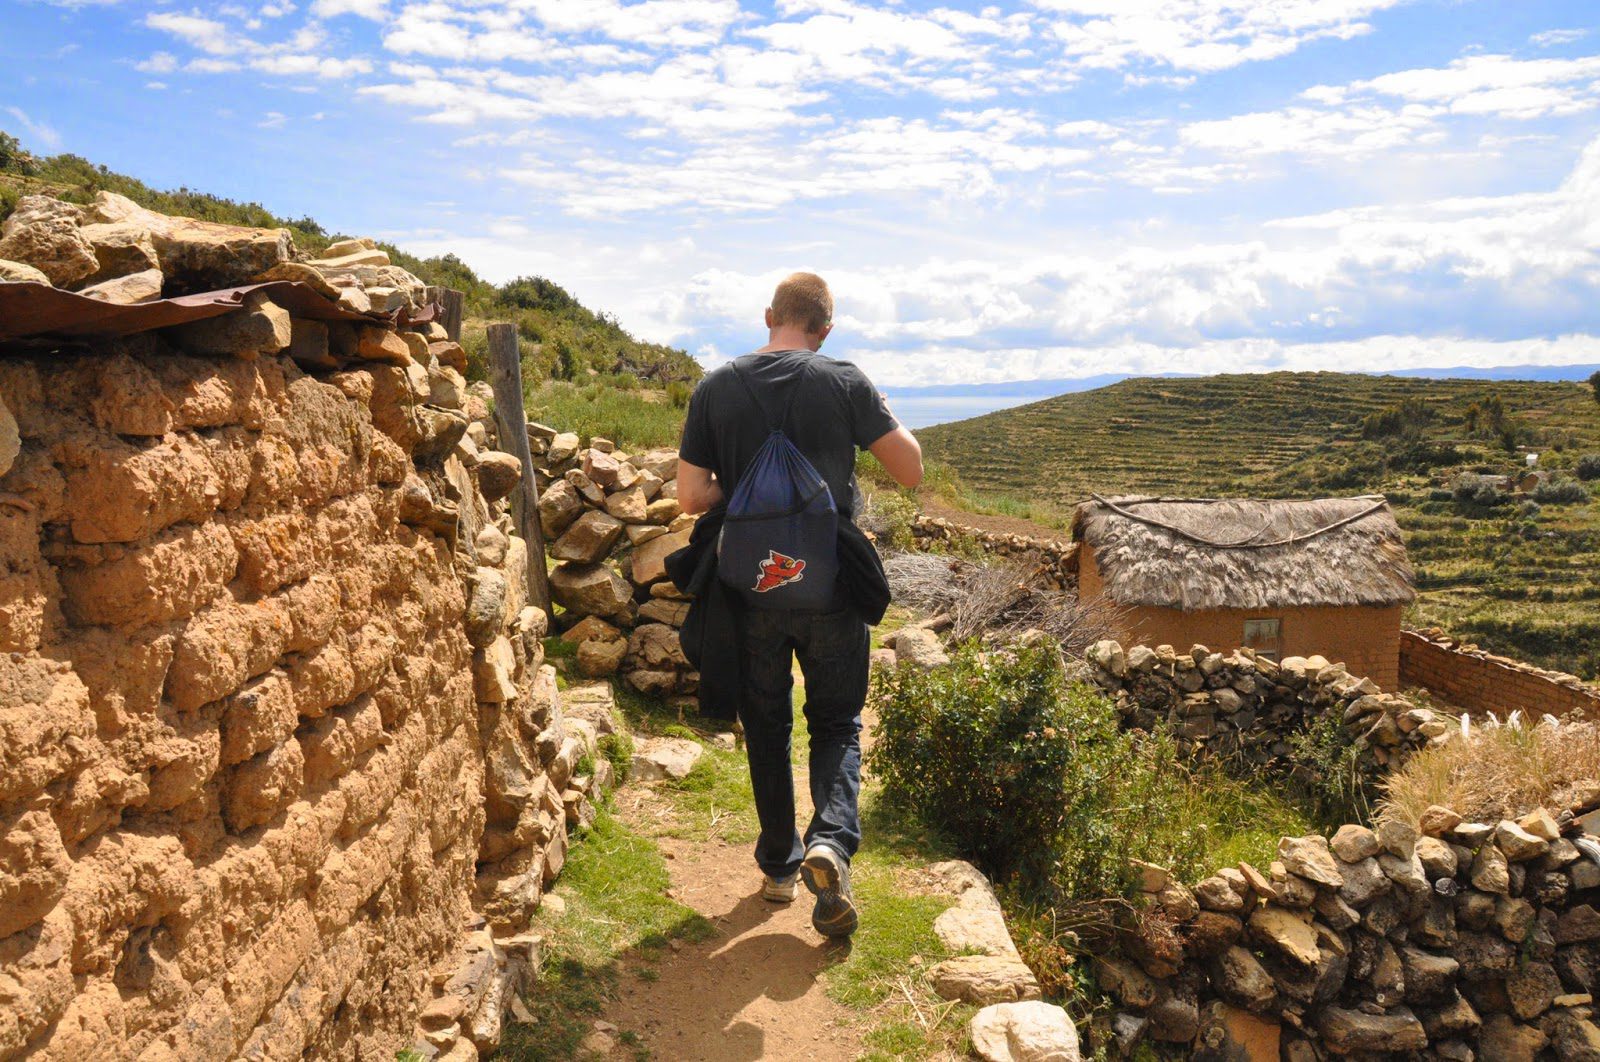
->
[769, 272, 833, 334]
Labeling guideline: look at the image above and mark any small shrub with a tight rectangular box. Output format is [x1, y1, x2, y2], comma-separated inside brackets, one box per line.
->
[855, 489, 919, 551]
[1361, 397, 1433, 439]
[666, 380, 692, 408]
[870, 643, 1122, 890]
[1452, 473, 1509, 512]
[1576, 454, 1600, 481]
[869, 644, 1253, 899]
[598, 731, 634, 785]
[1288, 707, 1373, 823]
[1534, 477, 1592, 505]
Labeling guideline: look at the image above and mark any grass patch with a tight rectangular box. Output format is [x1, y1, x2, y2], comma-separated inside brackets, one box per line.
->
[498, 810, 714, 1062]
[525, 380, 688, 452]
[659, 747, 760, 844]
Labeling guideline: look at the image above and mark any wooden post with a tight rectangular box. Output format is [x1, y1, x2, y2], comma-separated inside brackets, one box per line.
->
[486, 322, 552, 614]
[426, 285, 465, 342]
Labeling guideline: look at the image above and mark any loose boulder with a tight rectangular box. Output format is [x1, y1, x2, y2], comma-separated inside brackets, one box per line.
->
[968, 1001, 1081, 1062]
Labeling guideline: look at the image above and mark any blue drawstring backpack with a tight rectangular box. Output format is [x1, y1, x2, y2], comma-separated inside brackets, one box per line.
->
[717, 357, 839, 609]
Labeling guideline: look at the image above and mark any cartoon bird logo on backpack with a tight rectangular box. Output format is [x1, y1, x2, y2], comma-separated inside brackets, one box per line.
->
[753, 550, 806, 593]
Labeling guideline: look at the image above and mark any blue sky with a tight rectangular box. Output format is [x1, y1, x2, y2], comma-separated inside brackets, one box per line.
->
[4, 0, 1600, 386]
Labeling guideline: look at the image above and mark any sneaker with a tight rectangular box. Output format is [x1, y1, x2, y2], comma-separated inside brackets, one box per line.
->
[799, 844, 858, 938]
[762, 872, 799, 903]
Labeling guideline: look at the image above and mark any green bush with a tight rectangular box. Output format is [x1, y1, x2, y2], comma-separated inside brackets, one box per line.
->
[868, 643, 1277, 900]
[871, 643, 1106, 890]
[1452, 473, 1510, 512]
[1577, 454, 1600, 482]
[855, 488, 919, 550]
[1535, 477, 1593, 505]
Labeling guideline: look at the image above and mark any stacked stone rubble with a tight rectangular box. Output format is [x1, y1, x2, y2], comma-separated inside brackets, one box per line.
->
[1095, 804, 1600, 1060]
[1086, 640, 1441, 776]
[910, 513, 1077, 590]
[0, 197, 606, 1059]
[515, 425, 698, 702]
[0, 190, 434, 314]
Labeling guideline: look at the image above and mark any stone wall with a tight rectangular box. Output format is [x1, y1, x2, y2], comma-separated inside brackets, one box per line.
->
[0, 196, 600, 1059]
[1401, 628, 1600, 722]
[1084, 640, 1442, 776]
[527, 430, 699, 703]
[910, 513, 1077, 590]
[1094, 804, 1600, 1060]
[1081, 639, 1600, 1059]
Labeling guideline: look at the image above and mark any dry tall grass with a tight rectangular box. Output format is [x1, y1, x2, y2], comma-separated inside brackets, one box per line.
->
[1379, 713, 1600, 827]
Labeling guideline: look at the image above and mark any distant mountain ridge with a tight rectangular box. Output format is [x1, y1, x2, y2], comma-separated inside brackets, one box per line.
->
[884, 365, 1600, 430]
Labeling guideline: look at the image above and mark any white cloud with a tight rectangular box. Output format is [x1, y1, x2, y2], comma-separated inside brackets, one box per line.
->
[1180, 103, 1437, 156]
[137, 51, 179, 74]
[4, 106, 62, 150]
[1033, 0, 1403, 74]
[1531, 28, 1588, 48]
[310, 0, 387, 18]
[1319, 53, 1600, 119]
[1175, 53, 1600, 161]
[254, 53, 373, 78]
[523, 0, 744, 48]
[649, 134, 1600, 384]
[259, 110, 289, 127]
[145, 12, 240, 55]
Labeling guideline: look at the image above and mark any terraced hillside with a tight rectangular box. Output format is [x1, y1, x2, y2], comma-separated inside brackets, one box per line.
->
[917, 371, 1600, 680]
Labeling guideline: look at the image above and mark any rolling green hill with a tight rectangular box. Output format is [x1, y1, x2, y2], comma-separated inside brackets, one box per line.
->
[918, 371, 1600, 680]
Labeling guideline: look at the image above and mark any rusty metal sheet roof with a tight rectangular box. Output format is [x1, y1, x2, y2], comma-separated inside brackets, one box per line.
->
[0, 280, 436, 345]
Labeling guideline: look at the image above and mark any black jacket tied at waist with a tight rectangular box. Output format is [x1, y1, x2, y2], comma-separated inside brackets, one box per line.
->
[663, 504, 891, 721]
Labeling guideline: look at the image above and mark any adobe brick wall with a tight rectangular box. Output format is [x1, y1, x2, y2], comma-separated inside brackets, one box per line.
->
[0, 312, 572, 1058]
[1400, 629, 1600, 721]
[1085, 539, 1403, 689]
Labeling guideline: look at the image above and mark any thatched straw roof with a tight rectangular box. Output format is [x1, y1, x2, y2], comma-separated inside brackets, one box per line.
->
[1073, 495, 1415, 611]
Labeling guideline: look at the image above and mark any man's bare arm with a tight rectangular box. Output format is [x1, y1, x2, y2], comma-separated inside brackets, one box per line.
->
[677, 460, 725, 515]
[867, 426, 924, 488]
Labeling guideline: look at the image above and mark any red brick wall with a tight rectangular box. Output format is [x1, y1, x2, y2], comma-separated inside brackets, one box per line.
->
[1398, 630, 1600, 720]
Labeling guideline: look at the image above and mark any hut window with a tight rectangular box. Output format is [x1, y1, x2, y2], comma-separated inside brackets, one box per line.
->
[1243, 618, 1282, 660]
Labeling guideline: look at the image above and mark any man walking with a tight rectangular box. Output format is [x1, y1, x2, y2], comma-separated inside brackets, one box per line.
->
[674, 272, 923, 938]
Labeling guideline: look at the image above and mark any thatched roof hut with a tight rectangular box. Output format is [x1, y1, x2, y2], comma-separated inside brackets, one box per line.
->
[1072, 495, 1415, 612]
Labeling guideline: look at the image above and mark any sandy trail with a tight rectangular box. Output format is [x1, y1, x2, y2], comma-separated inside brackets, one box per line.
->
[603, 712, 870, 1061]
[604, 803, 864, 1060]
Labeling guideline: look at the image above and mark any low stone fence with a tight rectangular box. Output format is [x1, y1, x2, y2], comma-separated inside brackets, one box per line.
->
[910, 513, 1077, 590]
[517, 428, 698, 703]
[1085, 640, 1442, 775]
[1401, 628, 1600, 722]
[1095, 805, 1600, 1059]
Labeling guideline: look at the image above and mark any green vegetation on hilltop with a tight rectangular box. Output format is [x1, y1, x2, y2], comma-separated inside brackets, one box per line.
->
[918, 371, 1600, 679]
[0, 129, 700, 387]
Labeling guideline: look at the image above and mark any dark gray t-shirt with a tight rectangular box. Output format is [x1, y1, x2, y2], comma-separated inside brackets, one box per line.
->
[678, 349, 899, 519]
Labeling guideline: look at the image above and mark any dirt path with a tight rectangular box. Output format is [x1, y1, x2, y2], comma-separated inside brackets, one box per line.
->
[604, 768, 866, 1061]
[921, 498, 1070, 543]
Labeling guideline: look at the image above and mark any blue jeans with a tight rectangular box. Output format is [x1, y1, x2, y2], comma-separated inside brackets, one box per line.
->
[738, 607, 869, 879]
